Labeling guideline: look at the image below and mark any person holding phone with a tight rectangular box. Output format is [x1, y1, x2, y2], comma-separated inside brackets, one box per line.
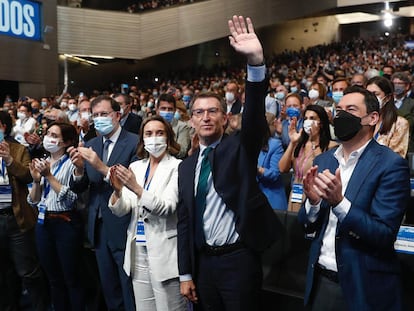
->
[28, 122, 85, 311]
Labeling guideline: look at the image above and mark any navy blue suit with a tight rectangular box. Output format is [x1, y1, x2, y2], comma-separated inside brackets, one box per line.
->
[298, 140, 410, 311]
[71, 128, 138, 311]
[177, 80, 282, 310]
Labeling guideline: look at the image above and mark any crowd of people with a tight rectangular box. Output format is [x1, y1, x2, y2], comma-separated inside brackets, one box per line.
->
[1, 14, 413, 311]
[126, 0, 201, 13]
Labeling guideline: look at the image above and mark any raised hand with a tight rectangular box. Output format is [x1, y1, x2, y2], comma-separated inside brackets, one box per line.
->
[112, 164, 142, 197]
[288, 118, 302, 144]
[32, 158, 51, 178]
[29, 159, 42, 182]
[228, 15, 263, 65]
[303, 165, 321, 205]
[109, 165, 123, 193]
[67, 146, 84, 175]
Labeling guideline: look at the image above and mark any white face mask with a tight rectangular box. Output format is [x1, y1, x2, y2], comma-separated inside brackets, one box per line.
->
[308, 89, 319, 100]
[68, 104, 77, 111]
[225, 92, 235, 103]
[376, 96, 386, 108]
[303, 119, 316, 135]
[43, 135, 62, 153]
[144, 136, 167, 158]
[80, 112, 91, 120]
[17, 112, 27, 120]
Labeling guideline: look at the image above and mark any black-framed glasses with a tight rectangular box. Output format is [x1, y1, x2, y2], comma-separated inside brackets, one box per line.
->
[191, 107, 220, 118]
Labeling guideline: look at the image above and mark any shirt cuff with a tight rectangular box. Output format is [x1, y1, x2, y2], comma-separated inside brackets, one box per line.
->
[305, 199, 321, 223]
[179, 274, 192, 282]
[331, 197, 351, 222]
[247, 64, 265, 82]
[72, 170, 83, 180]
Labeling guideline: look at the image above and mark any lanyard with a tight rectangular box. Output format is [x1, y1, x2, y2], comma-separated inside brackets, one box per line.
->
[374, 122, 383, 140]
[295, 147, 315, 181]
[143, 162, 152, 191]
[43, 155, 69, 198]
[0, 158, 5, 178]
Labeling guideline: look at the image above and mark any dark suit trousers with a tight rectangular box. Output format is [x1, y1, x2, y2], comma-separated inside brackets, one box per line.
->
[308, 272, 347, 311]
[196, 247, 262, 311]
[95, 220, 135, 311]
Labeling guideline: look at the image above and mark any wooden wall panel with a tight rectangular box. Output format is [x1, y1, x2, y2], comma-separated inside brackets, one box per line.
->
[57, 0, 335, 59]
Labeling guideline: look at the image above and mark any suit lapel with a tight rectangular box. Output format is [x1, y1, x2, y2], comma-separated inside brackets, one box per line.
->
[107, 130, 131, 166]
[344, 141, 379, 202]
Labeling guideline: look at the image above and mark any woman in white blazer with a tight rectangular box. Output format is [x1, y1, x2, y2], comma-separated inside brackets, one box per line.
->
[109, 115, 186, 311]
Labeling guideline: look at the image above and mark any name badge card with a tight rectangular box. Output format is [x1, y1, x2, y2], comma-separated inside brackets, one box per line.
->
[291, 183, 304, 203]
[136, 220, 146, 246]
[37, 202, 46, 225]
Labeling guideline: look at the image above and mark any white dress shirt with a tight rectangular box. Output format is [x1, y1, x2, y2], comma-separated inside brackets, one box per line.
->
[305, 140, 371, 271]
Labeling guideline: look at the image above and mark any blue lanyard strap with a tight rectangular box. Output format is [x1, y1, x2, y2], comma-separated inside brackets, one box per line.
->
[0, 159, 6, 178]
[43, 155, 69, 198]
[144, 162, 152, 191]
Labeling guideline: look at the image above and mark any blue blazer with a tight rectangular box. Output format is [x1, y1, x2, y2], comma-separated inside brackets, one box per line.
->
[298, 140, 410, 311]
[71, 128, 138, 249]
[177, 80, 282, 278]
[257, 137, 287, 210]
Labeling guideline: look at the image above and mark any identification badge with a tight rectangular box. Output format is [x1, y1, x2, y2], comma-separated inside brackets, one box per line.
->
[37, 202, 46, 225]
[291, 183, 304, 203]
[136, 220, 146, 246]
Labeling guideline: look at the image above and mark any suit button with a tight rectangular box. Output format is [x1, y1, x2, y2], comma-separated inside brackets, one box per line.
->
[144, 218, 149, 223]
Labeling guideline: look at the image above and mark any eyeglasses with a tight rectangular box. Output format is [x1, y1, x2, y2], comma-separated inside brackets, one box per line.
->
[92, 111, 114, 118]
[191, 107, 220, 118]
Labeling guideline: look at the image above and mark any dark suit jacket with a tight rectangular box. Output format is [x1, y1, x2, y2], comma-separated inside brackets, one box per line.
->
[298, 140, 410, 311]
[177, 80, 282, 278]
[71, 128, 138, 249]
[229, 98, 242, 115]
[122, 112, 142, 136]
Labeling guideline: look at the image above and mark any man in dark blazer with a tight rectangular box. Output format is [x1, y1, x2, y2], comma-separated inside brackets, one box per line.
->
[298, 86, 410, 311]
[69, 95, 137, 311]
[177, 16, 281, 311]
[114, 93, 142, 136]
[225, 80, 242, 115]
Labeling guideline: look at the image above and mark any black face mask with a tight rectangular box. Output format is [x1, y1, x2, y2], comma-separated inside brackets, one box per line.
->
[45, 118, 55, 127]
[333, 110, 362, 141]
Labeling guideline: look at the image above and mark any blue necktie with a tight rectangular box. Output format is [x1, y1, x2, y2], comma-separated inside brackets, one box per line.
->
[102, 139, 112, 165]
[195, 147, 212, 249]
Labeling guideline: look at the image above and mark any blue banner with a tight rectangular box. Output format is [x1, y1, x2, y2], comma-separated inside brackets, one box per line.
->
[0, 0, 41, 41]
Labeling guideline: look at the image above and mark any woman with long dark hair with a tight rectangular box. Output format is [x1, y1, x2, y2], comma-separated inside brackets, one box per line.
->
[279, 105, 336, 212]
[366, 76, 409, 157]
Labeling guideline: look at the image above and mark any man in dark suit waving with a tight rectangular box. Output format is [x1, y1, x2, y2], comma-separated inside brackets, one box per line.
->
[299, 86, 410, 311]
[177, 15, 280, 311]
[69, 95, 137, 311]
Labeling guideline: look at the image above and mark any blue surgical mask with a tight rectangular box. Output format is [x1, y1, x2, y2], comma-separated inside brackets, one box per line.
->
[290, 86, 298, 93]
[41, 101, 47, 108]
[174, 111, 181, 120]
[286, 107, 301, 119]
[0, 129, 4, 142]
[159, 111, 174, 123]
[332, 91, 343, 104]
[93, 116, 114, 136]
[182, 95, 191, 105]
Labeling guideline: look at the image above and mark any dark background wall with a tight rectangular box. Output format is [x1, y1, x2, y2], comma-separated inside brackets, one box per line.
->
[0, 0, 59, 102]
